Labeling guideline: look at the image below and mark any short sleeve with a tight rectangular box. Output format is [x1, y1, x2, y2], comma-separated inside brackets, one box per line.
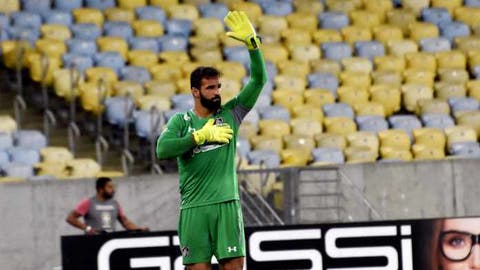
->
[117, 201, 125, 218]
[74, 198, 90, 216]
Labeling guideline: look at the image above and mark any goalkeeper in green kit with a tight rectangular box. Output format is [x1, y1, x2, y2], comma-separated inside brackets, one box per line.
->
[156, 11, 267, 270]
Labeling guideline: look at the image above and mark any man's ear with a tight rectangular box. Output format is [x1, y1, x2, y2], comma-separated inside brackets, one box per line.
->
[191, 87, 200, 98]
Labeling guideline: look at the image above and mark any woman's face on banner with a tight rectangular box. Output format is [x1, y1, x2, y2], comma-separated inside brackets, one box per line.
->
[439, 218, 480, 270]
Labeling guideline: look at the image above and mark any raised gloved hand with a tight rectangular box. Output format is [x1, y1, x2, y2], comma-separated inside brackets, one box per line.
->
[192, 119, 233, 145]
[224, 10, 261, 50]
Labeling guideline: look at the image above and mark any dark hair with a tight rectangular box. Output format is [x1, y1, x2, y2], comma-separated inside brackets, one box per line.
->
[96, 177, 112, 191]
[190, 66, 220, 90]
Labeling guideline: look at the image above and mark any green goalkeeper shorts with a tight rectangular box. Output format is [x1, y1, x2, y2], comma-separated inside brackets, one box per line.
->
[178, 200, 245, 265]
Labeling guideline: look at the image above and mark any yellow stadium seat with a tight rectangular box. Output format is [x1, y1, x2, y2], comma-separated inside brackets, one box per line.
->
[438, 68, 469, 84]
[456, 111, 480, 136]
[85, 66, 118, 95]
[387, 39, 419, 57]
[370, 84, 402, 116]
[0, 115, 17, 133]
[159, 51, 190, 65]
[413, 127, 446, 149]
[132, 20, 164, 37]
[293, 0, 324, 15]
[149, 64, 183, 82]
[378, 129, 411, 150]
[434, 82, 467, 101]
[412, 144, 445, 161]
[456, 36, 480, 54]
[403, 68, 435, 88]
[73, 8, 104, 27]
[239, 122, 258, 140]
[310, 59, 342, 76]
[53, 69, 83, 101]
[274, 75, 307, 92]
[65, 159, 101, 179]
[79, 82, 107, 114]
[189, 35, 219, 50]
[26, 53, 62, 85]
[193, 18, 224, 38]
[374, 55, 406, 72]
[315, 133, 347, 150]
[144, 80, 176, 97]
[0, 0, 19, 13]
[436, 51, 467, 70]
[190, 48, 223, 64]
[405, 52, 437, 72]
[455, 7, 480, 28]
[258, 119, 291, 139]
[345, 146, 378, 163]
[35, 38, 67, 59]
[286, 12, 318, 32]
[281, 29, 312, 50]
[281, 148, 311, 167]
[150, 0, 179, 9]
[324, 117, 357, 136]
[272, 90, 304, 112]
[213, 62, 246, 82]
[283, 134, 316, 150]
[290, 45, 321, 63]
[290, 118, 323, 137]
[373, 25, 403, 45]
[258, 15, 288, 42]
[40, 147, 74, 164]
[138, 95, 171, 111]
[219, 34, 244, 48]
[261, 44, 289, 64]
[277, 60, 310, 77]
[341, 26, 372, 44]
[219, 77, 241, 98]
[113, 81, 144, 102]
[347, 131, 379, 153]
[337, 86, 369, 107]
[380, 147, 413, 161]
[34, 162, 67, 178]
[340, 71, 371, 88]
[175, 78, 191, 94]
[304, 89, 336, 107]
[326, 0, 358, 13]
[292, 105, 324, 122]
[167, 4, 199, 20]
[354, 101, 386, 117]
[402, 0, 430, 15]
[341, 57, 373, 74]
[104, 7, 136, 23]
[402, 83, 434, 112]
[350, 10, 381, 29]
[118, 0, 146, 10]
[1, 40, 32, 69]
[96, 170, 124, 178]
[445, 126, 477, 147]
[387, 9, 417, 35]
[468, 84, 480, 101]
[40, 25, 71, 41]
[97, 37, 129, 60]
[408, 22, 439, 42]
[312, 29, 343, 44]
[371, 70, 403, 87]
[231, 2, 263, 25]
[128, 50, 158, 68]
[182, 0, 210, 4]
[250, 135, 283, 154]
[416, 99, 450, 115]
[433, 0, 463, 14]
[364, 0, 393, 22]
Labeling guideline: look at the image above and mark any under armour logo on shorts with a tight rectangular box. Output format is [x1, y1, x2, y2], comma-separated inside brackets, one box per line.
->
[227, 246, 237, 253]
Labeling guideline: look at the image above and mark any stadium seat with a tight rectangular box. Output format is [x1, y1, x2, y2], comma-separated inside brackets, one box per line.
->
[337, 87, 369, 108]
[371, 71, 403, 87]
[378, 129, 411, 151]
[405, 52, 437, 72]
[0, 133, 13, 151]
[417, 99, 451, 115]
[323, 117, 357, 136]
[223, 46, 251, 67]
[283, 133, 316, 151]
[290, 45, 321, 63]
[250, 135, 283, 155]
[355, 41, 385, 60]
[138, 95, 171, 112]
[14, 130, 47, 150]
[402, 83, 434, 112]
[67, 39, 97, 57]
[421, 113, 455, 130]
[323, 103, 355, 118]
[319, 11, 349, 30]
[315, 133, 347, 150]
[437, 69, 469, 84]
[247, 150, 281, 168]
[104, 7, 135, 23]
[167, 4, 199, 21]
[292, 105, 324, 123]
[456, 110, 480, 135]
[271, 90, 303, 112]
[198, 3, 229, 20]
[258, 119, 290, 139]
[86, 0, 116, 10]
[133, 109, 163, 138]
[345, 146, 378, 164]
[412, 144, 446, 160]
[347, 131, 380, 153]
[387, 39, 419, 56]
[65, 159, 101, 179]
[341, 57, 372, 74]
[435, 82, 467, 101]
[62, 54, 94, 74]
[403, 68, 435, 88]
[7, 147, 40, 165]
[157, 35, 188, 52]
[422, 7, 452, 26]
[281, 148, 311, 167]
[307, 72, 338, 94]
[120, 66, 151, 85]
[40, 146, 74, 164]
[436, 50, 467, 70]
[311, 147, 345, 165]
[341, 26, 372, 45]
[71, 23, 102, 40]
[257, 105, 290, 121]
[310, 60, 341, 76]
[312, 29, 343, 45]
[389, 115, 422, 138]
[26, 53, 62, 85]
[104, 96, 135, 126]
[132, 20, 164, 38]
[72, 8, 104, 27]
[413, 127, 446, 149]
[274, 75, 307, 93]
[387, 9, 416, 35]
[321, 42, 352, 61]
[96, 36, 129, 59]
[448, 97, 479, 115]
[419, 37, 451, 52]
[113, 80, 144, 101]
[7, 26, 39, 46]
[339, 71, 371, 88]
[117, 0, 146, 10]
[164, 19, 192, 37]
[3, 163, 34, 179]
[370, 84, 402, 116]
[449, 141, 480, 157]
[290, 118, 323, 138]
[374, 55, 406, 72]
[304, 89, 336, 108]
[54, 0, 82, 11]
[103, 21, 134, 40]
[40, 24, 71, 42]
[171, 94, 194, 110]
[85, 66, 118, 93]
[439, 21, 471, 43]
[373, 25, 403, 45]
[380, 147, 413, 161]
[11, 11, 41, 29]
[93, 52, 125, 75]
[356, 115, 389, 134]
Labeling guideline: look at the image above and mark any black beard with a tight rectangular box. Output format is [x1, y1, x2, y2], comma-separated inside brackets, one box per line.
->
[200, 92, 221, 112]
[103, 192, 114, 200]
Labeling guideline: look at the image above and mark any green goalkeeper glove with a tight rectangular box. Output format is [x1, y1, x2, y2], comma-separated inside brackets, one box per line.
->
[192, 119, 233, 145]
[224, 10, 261, 50]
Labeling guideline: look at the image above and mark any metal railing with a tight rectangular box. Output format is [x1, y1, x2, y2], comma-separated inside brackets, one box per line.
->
[149, 106, 163, 175]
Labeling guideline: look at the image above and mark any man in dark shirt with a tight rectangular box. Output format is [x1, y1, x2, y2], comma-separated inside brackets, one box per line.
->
[66, 177, 148, 234]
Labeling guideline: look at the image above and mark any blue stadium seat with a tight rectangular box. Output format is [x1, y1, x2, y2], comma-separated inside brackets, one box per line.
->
[163, 109, 183, 122]
[307, 72, 339, 95]
[321, 42, 352, 61]
[465, 0, 480, 7]
[171, 94, 194, 110]
[0, 133, 13, 151]
[421, 8, 452, 26]
[120, 66, 151, 84]
[54, 0, 83, 11]
[42, 10, 73, 26]
[312, 147, 345, 164]
[223, 46, 250, 68]
[14, 130, 47, 150]
[11, 12, 42, 29]
[243, 77, 273, 95]
[93, 52, 125, 75]
[7, 147, 40, 166]
[21, 0, 51, 13]
[449, 142, 480, 157]
[243, 108, 260, 126]
[253, 93, 272, 109]
[448, 97, 479, 114]
[419, 37, 451, 52]
[0, 14, 9, 29]
[104, 96, 135, 126]
[0, 29, 9, 42]
[264, 61, 278, 81]
[356, 115, 389, 134]
[439, 21, 471, 43]
[323, 103, 355, 118]
[133, 110, 163, 139]
[136, 6, 167, 25]
[7, 26, 39, 46]
[247, 150, 281, 168]
[85, 0, 116, 10]
[319, 12, 349, 30]
[263, 1, 293, 16]
[389, 115, 422, 138]
[67, 39, 97, 56]
[237, 137, 251, 158]
[0, 151, 8, 167]
[198, 3, 229, 20]
[165, 19, 192, 37]
[421, 113, 455, 130]
[158, 35, 188, 52]
[257, 105, 290, 121]
[103, 22, 134, 40]
[62, 53, 94, 74]
[2, 162, 34, 178]
[355, 41, 385, 60]
[129, 37, 160, 53]
[71, 23, 102, 40]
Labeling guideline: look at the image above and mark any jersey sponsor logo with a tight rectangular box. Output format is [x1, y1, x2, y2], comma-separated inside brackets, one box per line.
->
[181, 246, 190, 257]
[193, 144, 225, 154]
[214, 117, 224, 125]
[95, 205, 115, 211]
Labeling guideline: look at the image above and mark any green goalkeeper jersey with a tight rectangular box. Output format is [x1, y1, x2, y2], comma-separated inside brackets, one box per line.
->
[156, 49, 267, 209]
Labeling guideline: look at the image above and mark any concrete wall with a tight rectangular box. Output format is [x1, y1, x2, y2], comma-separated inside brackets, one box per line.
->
[1, 159, 480, 269]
